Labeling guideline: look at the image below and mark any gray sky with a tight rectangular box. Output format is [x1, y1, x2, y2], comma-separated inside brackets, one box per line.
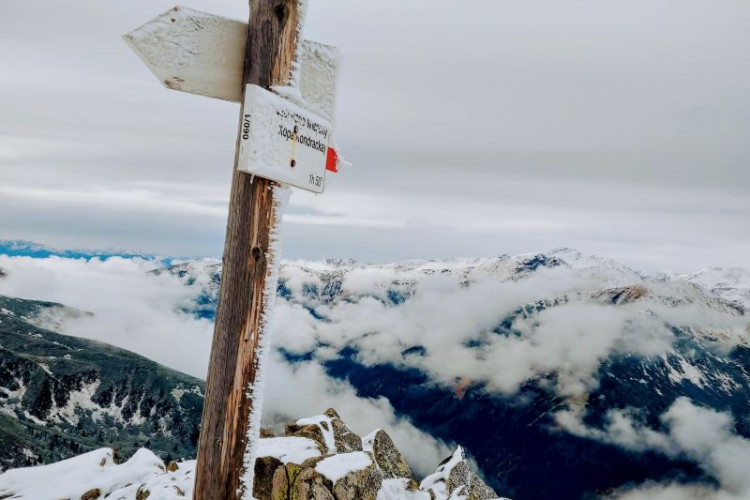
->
[1, 0, 748, 272]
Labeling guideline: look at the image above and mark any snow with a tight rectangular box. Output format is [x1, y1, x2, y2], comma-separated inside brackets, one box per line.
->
[256, 437, 321, 464]
[48, 380, 101, 426]
[377, 478, 431, 500]
[664, 355, 706, 388]
[295, 414, 336, 452]
[681, 266, 750, 308]
[420, 447, 464, 498]
[237, 86, 330, 193]
[315, 451, 373, 483]
[0, 445, 489, 500]
[125, 6, 203, 66]
[362, 428, 381, 453]
[170, 384, 203, 404]
[0, 448, 174, 500]
[240, 184, 291, 500]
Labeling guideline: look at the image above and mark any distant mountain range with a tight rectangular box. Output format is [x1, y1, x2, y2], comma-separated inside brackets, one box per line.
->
[0, 294, 204, 470]
[159, 249, 750, 500]
[0, 240, 167, 263]
[1, 243, 748, 499]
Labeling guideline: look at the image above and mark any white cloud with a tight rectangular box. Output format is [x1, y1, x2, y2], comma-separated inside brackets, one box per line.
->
[262, 351, 452, 477]
[273, 262, 747, 400]
[0, 255, 453, 476]
[0, 255, 214, 377]
[558, 398, 750, 500]
[2, 254, 748, 489]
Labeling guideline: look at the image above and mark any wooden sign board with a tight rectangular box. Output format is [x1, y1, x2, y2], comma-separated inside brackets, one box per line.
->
[123, 5, 339, 119]
[238, 85, 331, 193]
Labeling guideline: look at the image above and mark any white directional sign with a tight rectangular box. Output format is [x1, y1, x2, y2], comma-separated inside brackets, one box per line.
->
[238, 85, 331, 193]
[124, 5, 339, 119]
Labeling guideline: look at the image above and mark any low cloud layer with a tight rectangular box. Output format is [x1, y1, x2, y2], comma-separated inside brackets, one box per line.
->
[600, 398, 750, 500]
[1, 253, 748, 491]
[275, 260, 748, 399]
[0, 255, 452, 476]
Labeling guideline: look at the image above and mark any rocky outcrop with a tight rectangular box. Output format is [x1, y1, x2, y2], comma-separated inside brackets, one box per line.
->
[325, 408, 363, 453]
[285, 408, 363, 455]
[254, 409, 507, 500]
[363, 429, 413, 480]
[0, 411, 508, 500]
[420, 447, 504, 500]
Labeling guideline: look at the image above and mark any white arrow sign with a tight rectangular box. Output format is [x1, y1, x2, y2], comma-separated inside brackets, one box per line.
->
[124, 5, 339, 119]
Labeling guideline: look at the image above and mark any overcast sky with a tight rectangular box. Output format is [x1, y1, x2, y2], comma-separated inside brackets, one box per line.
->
[1, 0, 748, 272]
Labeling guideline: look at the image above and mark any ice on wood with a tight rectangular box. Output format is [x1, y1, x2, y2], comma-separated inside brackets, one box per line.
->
[240, 185, 291, 500]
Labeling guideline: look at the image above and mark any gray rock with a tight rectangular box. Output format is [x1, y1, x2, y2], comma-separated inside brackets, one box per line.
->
[328, 453, 383, 500]
[260, 427, 276, 438]
[369, 429, 413, 480]
[446, 459, 497, 500]
[293, 467, 335, 500]
[325, 408, 363, 453]
[253, 456, 283, 500]
[285, 422, 328, 455]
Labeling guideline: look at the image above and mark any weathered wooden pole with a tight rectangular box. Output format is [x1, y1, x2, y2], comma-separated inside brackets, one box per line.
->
[193, 1, 302, 499]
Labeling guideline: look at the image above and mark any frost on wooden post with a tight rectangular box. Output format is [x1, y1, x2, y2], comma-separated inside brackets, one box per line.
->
[240, 184, 291, 500]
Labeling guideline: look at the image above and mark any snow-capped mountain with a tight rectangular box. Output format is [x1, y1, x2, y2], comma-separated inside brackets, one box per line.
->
[160, 250, 750, 500]
[679, 266, 750, 309]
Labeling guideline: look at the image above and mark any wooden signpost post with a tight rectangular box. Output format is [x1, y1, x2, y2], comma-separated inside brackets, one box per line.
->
[125, 3, 339, 500]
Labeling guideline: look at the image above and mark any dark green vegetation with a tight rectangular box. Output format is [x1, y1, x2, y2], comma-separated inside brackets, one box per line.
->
[0, 295, 205, 470]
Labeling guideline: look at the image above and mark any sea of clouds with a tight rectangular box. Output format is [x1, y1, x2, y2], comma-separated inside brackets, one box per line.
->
[0, 253, 748, 495]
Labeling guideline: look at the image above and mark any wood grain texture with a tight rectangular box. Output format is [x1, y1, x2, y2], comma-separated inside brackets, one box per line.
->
[193, 2, 301, 500]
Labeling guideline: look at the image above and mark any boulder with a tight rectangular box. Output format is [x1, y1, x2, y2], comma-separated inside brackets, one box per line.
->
[260, 427, 276, 438]
[420, 447, 501, 500]
[446, 460, 496, 499]
[253, 456, 283, 500]
[80, 489, 101, 500]
[325, 409, 363, 453]
[316, 452, 383, 500]
[285, 422, 328, 455]
[366, 429, 412, 480]
[270, 463, 302, 500]
[292, 467, 335, 500]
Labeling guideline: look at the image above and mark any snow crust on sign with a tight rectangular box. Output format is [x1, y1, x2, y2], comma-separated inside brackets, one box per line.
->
[288, 0, 310, 89]
[315, 451, 373, 483]
[240, 185, 291, 500]
[295, 413, 336, 452]
[298, 41, 340, 121]
[0, 448, 187, 500]
[256, 436, 321, 464]
[125, 7, 199, 65]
